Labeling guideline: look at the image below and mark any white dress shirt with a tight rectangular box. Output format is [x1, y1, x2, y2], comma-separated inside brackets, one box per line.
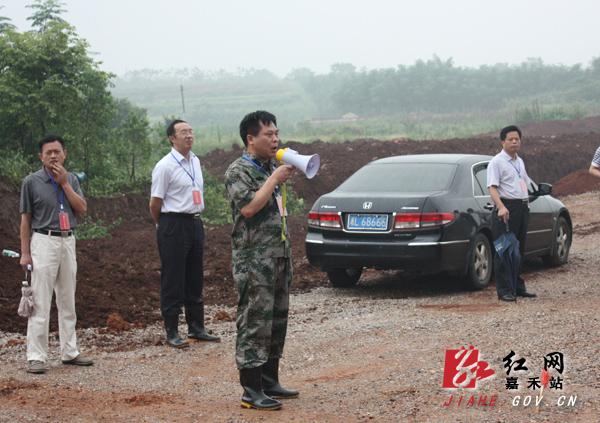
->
[487, 149, 531, 200]
[151, 148, 205, 213]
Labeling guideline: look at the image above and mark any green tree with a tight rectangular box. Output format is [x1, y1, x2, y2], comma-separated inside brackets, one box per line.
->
[66, 67, 115, 188]
[0, 6, 15, 33]
[0, 9, 114, 167]
[113, 99, 151, 182]
[0, 0, 158, 196]
[26, 0, 66, 31]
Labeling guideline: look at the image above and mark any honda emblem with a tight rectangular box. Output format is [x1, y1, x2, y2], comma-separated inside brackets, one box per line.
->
[362, 201, 373, 210]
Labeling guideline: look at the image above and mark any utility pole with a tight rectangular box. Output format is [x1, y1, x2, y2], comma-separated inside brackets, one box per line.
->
[180, 84, 186, 119]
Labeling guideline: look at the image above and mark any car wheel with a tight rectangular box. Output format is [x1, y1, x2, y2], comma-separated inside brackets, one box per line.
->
[542, 216, 571, 267]
[464, 233, 492, 290]
[326, 267, 362, 288]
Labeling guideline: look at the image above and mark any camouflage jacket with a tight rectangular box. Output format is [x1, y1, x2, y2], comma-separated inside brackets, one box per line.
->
[225, 152, 291, 260]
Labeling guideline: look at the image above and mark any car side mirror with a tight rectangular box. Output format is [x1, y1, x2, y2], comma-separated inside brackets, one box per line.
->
[536, 183, 552, 196]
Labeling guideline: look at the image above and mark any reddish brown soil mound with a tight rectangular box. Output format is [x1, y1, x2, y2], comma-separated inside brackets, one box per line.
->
[2, 117, 600, 333]
[478, 116, 600, 138]
[514, 116, 600, 137]
[105, 312, 132, 332]
[0, 214, 318, 334]
[553, 168, 600, 197]
[203, 133, 600, 207]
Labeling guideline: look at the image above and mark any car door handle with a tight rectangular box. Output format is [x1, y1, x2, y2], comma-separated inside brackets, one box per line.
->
[483, 203, 494, 210]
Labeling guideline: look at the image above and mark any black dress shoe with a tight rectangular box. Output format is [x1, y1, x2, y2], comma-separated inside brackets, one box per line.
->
[189, 327, 221, 342]
[517, 291, 537, 298]
[62, 354, 94, 366]
[498, 294, 517, 302]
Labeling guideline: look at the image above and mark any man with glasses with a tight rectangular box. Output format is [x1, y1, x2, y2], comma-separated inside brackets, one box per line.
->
[150, 119, 220, 347]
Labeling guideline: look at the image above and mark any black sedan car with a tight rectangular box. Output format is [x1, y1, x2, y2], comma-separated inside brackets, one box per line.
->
[305, 154, 572, 289]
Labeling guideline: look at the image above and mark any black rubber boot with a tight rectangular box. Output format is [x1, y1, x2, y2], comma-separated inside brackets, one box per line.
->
[240, 367, 282, 410]
[185, 304, 220, 342]
[164, 314, 189, 348]
[262, 358, 299, 399]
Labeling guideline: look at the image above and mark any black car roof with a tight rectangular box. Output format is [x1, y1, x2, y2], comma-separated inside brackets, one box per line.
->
[372, 154, 493, 165]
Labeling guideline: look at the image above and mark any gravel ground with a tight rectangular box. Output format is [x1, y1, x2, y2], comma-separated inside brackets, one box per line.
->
[0, 192, 599, 422]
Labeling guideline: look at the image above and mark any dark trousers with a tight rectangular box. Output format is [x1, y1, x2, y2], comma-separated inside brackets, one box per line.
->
[157, 214, 205, 319]
[492, 199, 529, 297]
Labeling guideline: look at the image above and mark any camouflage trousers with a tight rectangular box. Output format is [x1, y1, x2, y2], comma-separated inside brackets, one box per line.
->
[233, 255, 293, 369]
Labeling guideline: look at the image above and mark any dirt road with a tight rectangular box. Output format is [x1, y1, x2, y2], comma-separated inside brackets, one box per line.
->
[1, 193, 599, 422]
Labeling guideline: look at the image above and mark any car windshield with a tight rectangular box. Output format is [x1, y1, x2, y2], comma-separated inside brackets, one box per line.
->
[336, 162, 457, 193]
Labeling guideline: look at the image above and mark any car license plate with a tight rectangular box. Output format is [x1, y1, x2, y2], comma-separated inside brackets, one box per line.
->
[346, 214, 389, 231]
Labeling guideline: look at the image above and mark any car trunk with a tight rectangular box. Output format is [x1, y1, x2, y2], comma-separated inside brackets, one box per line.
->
[313, 191, 454, 240]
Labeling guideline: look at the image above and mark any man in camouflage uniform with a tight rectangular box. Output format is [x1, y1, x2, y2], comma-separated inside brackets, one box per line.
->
[225, 111, 298, 410]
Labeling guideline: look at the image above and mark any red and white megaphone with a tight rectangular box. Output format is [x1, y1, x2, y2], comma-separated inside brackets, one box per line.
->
[276, 148, 320, 179]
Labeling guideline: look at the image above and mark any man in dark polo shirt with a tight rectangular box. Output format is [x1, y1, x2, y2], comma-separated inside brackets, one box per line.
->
[19, 135, 93, 374]
[487, 125, 537, 302]
[149, 119, 220, 348]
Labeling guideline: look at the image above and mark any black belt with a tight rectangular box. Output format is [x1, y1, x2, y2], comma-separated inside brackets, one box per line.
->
[160, 212, 202, 220]
[34, 228, 74, 237]
[501, 198, 529, 204]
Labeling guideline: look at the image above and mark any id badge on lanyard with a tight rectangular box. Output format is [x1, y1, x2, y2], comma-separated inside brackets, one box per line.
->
[171, 152, 202, 206]
[519, 178, 528, 194]
[275, 193, 287, 217]
[510, 159, 527, 194]
[48, 170, 70, 230]
[192, 189, 202, 205]
[59, 205, 71, 230]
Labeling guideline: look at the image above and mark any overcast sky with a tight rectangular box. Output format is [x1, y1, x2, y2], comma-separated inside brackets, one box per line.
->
[2, 0, 599, 76]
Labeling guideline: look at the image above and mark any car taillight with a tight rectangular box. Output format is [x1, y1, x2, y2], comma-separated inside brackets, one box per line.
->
[420, 212, 455, 227]
[393, 213, 421, 229]
[308, 212, 342, 229]
[394, 212, 455, 229]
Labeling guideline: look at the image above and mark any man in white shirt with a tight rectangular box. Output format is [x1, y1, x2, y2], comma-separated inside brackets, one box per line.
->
[588, 146, 600, 179]
[487, 125, 537, 302]
[149, 120, 220, 347]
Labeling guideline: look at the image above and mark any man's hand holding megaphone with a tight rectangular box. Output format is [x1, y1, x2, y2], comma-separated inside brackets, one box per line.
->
[272, 163, 295, 184]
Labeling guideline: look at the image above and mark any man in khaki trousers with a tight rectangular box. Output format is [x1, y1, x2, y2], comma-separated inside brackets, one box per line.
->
[19, 135, 93, 374]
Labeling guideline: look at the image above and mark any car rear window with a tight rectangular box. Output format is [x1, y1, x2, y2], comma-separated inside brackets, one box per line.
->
[336, 163, 457, 193]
